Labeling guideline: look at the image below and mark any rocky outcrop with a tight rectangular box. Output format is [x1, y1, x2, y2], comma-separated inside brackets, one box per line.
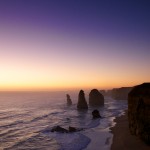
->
[92, 109, 101, 119]
[51, 126, 83, 133]
[66, 94, 72, 105]
[77, 90, 88, 109]
[51, 126, 68, 133]
[69, 126, 77, 132]
[111, 87, 133, 100]
[128, 83, 150, 144]
[69, 126, 83, 132]
[89, 89, 104, 106]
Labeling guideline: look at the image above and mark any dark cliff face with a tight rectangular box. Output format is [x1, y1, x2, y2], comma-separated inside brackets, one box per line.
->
[111, 87, 133, 100]
[128, 83, 150, 144]
[89, 89, 104, 106]
[77, 90, 88, 109]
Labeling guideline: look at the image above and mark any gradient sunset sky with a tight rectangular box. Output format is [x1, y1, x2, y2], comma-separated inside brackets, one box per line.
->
[0, 0, 150, 91]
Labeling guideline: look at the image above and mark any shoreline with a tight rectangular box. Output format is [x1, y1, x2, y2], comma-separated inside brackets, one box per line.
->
[110, 110, 150, 150]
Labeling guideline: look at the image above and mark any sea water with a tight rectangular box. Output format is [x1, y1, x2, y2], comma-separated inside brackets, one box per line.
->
[0, 91, 127, 150]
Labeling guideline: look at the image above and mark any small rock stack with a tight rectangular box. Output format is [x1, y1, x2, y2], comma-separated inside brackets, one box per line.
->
[66, 94, 72, 105]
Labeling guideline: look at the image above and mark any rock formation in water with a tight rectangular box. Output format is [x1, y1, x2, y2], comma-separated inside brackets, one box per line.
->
[92, 109, 101, 119]
[51, 126, 83, 133]
[66, 94, 72, 105]
[89, 89, 104, 106]
[51, 126, 68, 133]
[77, 90, 88, 109]
[128, 83, 150, 144]
[69, 126, 83, 132]
[110, 87, 133, 100]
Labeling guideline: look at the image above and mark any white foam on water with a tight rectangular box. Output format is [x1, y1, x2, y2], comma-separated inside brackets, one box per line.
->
[83, 129, 113, 150]
[0, 92, 127, 150]
[46, 132, 91, 150]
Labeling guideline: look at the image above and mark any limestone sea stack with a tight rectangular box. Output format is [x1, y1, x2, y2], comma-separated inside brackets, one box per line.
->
[89, 89, 104, 106]
[77, 90, 88, 109]
[66, 94, 72, 105]
[128, 83, 150, 144]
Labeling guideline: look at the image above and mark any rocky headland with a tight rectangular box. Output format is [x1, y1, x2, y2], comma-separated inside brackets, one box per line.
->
[108, 87, 133, 100]
[128, 83, 150, 144]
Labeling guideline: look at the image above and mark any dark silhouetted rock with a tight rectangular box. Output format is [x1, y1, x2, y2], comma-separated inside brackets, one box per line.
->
[71, 127, 83, 132]
[66, 94, 72, 105]
[51, 126, 83, 133]
[77, 90, 88, 109]
[110, 87, 133, 100]
[92, 109, 101, 119]
[69, 126, 83, 132]
[69, 126, 77, 132]
[51, 126, 68, 133]
[89, 89, 104, 106]
[128, 83, 150, 144]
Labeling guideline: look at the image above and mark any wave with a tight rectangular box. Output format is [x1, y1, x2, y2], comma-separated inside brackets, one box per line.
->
[5, 133, 60, 150]
[30, 110, 65, 123]
[86, 118, 101, 129]
[0, 120, 24, 128]
[45, 132, 91, 150]
[0, 128, 19, 137]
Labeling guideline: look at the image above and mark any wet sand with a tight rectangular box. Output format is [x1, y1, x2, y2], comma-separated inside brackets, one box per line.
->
[111, 111, 150, 150]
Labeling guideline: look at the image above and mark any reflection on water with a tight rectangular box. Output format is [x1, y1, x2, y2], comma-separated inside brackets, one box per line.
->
[0, 92, 127, 150]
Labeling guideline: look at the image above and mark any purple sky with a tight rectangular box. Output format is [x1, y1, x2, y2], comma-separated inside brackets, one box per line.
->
[0, 0, 150, 90]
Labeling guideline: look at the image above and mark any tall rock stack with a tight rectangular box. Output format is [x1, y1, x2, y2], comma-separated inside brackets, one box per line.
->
[89, 89, 104, 106]
[77, 90, 88, 109]
[128, 83, 150, 144]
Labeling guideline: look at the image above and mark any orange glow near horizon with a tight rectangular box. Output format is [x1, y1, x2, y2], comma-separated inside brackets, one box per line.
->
[0, 21, 150, 91]
[1, 51, 149, 91]
[0, 62, 148, 92]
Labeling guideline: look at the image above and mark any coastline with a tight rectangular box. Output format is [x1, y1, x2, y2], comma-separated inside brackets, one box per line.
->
[110, 110, 150, 150]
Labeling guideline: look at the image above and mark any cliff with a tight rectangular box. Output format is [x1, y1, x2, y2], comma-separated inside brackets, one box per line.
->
[110, 87, 133, 100]
[128, 83, 150, 144]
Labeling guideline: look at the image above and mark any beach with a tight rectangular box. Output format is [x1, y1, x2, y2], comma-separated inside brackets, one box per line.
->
[111, 111, 150, 150]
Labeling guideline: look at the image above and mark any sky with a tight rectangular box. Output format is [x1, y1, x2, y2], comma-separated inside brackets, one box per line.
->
[0, 0, 150, 91]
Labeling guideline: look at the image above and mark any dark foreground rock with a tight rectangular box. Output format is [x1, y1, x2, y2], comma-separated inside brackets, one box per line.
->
[51, 126, 68, 133]
[128, 83, 150, 145]
[69, 126, 83, 132]
[51, 126, 83, 133]
[77, 90, 88, 109]
[66, 94, 72, 105]
[89, 89, 104, 106]
[92, 109, 101, 119]
[69, 126, 77, 132]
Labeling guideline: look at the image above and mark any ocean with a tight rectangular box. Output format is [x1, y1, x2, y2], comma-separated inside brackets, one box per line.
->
[0, 91, 127, 150]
